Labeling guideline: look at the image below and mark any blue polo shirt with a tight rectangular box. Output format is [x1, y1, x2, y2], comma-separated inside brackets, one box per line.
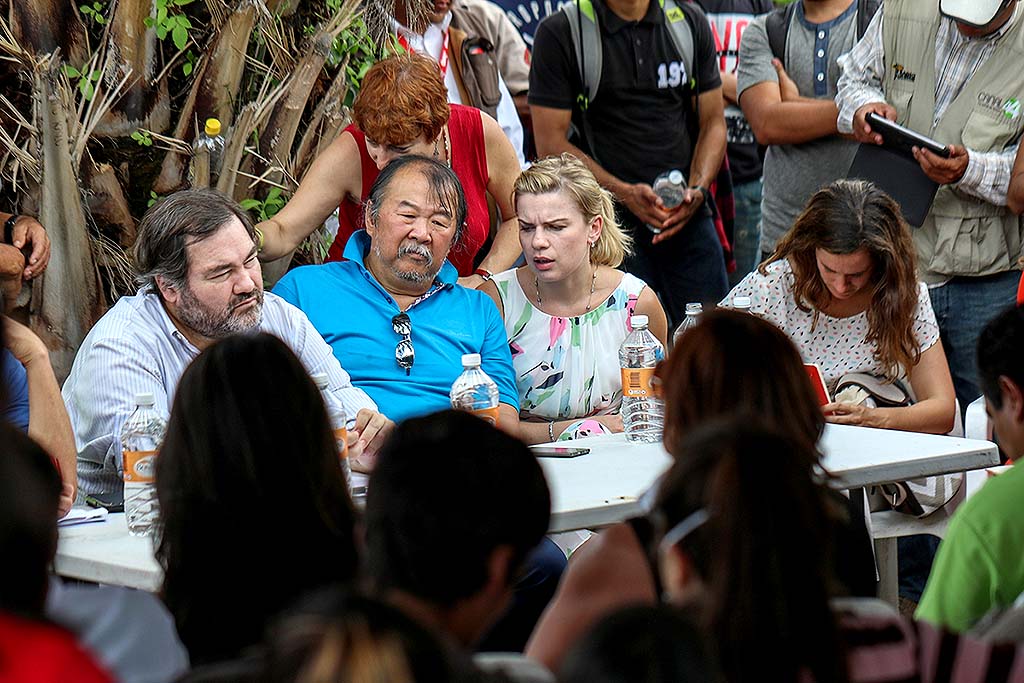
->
[273, 231, 518, 424]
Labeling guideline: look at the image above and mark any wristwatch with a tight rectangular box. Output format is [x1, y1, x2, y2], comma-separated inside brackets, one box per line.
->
[474, 267, 494, 281]
[3, 214, 19, 245]
[690, 185, 711, 206]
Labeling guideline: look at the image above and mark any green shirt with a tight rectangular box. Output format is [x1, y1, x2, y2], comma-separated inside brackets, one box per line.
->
[916, 463, 1024, 632]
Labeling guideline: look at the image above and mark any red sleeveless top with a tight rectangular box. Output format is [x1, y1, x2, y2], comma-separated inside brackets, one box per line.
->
[329, 104, 491, 276]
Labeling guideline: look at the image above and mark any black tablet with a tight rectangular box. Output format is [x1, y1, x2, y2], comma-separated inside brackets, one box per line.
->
[865, 112, 951, 158]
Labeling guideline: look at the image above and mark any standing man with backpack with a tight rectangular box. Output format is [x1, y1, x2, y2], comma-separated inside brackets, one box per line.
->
[737, 0, 879, 261]
[528, 0, 728, 328]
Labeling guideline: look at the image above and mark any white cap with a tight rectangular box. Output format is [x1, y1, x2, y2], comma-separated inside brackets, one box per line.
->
[461, 353, 482, 367]
[684, 302, 703, 315]
[733, 296, 752, 310]
[134, 392, 155, 407]
[310, 372, 329, 388]
[939, 0, 1011, 27]
[668, 169, 684, 185]
[630, 314, 649, 327]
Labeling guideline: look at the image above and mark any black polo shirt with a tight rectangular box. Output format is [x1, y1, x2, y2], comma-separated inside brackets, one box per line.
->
[529, 0, 721, 187]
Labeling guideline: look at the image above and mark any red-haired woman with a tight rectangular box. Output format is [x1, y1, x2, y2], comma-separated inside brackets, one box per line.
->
[256, 53, 522, 287]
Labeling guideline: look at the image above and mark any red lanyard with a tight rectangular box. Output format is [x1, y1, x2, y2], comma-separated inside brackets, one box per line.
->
[397, 29, 450, 79]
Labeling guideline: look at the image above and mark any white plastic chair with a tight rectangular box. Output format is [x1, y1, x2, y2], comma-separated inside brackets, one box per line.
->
[869, 400, 966, 605]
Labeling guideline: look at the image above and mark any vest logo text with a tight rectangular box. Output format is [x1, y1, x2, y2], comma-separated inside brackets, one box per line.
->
[892, 64, 916, 82]
[978, 92, 1021, 120]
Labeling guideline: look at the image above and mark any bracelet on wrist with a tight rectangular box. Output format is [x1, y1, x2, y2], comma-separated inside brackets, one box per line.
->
[474, 267, 493, 281]
[548, 421, 555, 442]
[253, 226, 265, 252]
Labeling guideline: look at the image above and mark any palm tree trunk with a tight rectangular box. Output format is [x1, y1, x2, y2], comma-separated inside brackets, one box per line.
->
[30, 60, 105, 382]
[94, 0, 171, 137]
[10, 0, 89, 65]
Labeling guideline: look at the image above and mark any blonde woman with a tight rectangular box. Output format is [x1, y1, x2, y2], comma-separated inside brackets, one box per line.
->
[480, 154, 668, 444]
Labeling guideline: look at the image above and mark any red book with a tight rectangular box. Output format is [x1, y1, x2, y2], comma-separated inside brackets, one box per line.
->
[804, 364, 831, 407]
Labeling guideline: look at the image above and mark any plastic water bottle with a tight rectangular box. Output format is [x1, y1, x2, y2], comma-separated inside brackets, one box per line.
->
[647, 169, 686, 234]
[619, 315, 665, 443]
[121, 393, 166, 537]
[192, 118, 225, 188]
[312, 373, 351, 489]
[450, 354, 500, 427]
[731, 295, 752, 312]
[672, 302, 703, 346]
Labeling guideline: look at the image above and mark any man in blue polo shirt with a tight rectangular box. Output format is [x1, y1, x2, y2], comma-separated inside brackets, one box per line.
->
[274, 155, 520, 429]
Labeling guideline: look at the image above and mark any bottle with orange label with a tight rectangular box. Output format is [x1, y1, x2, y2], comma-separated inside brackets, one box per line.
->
[312, 373, 351, 490]
[450, 353, 500, 426]
[121, 392, 167, 536]
[619, 315, 665, 443]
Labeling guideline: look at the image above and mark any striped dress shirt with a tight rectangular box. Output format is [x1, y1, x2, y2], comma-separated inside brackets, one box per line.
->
[63, 289, 378, 498]
[836, 5, 1022, 206]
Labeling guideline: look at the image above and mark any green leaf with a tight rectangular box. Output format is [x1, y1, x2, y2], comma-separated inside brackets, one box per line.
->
[90, 69, 102, 81]
[130, 131, 142, 141]
[266, 187, 282, 201]
[174, 0, 195, 5]
[157, 5, 167, 24]
[172, 23, 187, 49]
[143, 138, 153, 146]
[81, 80, 95, 100]
[239, 199, 262, 211]
[96, 15, 106, 23]
[63, 64, 81, 78]
[178, 15, 191, 28]
[143, 16, 155, 27]
[156, 24, 169, 40]
[182, 61, 193, 76]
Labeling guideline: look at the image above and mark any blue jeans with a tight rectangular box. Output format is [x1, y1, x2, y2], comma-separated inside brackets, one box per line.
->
[476, 537, 567, 652]
[928, 271, 1020, 411]
[622, 210, 729, 331]
[729, 178, 763, 287]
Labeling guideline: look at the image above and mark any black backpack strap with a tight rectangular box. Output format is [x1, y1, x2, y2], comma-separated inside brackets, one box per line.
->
[857, 0, 882, 39]
[765, 2, 796, 64]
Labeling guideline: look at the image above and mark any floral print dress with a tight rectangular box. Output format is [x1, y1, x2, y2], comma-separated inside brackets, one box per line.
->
[492, 268, 648, 440]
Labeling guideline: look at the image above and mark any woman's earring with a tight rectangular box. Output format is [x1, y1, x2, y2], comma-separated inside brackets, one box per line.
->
[433, 138, 440, 157]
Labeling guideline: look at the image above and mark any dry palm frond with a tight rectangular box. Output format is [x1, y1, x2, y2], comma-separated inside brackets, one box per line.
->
[253, 2, 296, 74]
[89, 228, 136, 299]
[242, 5, 358, 193]
[205, 0, 231, 27]
[217, 71, 290, 196]
[0, 95, 41, 185]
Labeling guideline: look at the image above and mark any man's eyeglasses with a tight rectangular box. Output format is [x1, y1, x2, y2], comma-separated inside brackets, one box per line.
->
[392, 312, 414, 374]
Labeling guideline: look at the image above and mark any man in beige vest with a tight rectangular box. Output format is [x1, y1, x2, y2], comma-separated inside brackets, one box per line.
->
[835, 0, 1024, 411]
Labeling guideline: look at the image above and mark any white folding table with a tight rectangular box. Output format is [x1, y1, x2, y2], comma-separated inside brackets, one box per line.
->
[55, 423, 999, 591]
[542, 424, 999, 533]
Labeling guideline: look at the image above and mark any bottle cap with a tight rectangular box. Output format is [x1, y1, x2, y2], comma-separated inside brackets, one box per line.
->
[461, 353, 482, 367]
[205, 118, 221, 136]
[684, 302, 703, 315]
[134, 392, 156, 407]
[668, 169, 684, 185]
[733, 296, 752, 310]
[630, 314, 649, 327]
[310, 372, 329, 388]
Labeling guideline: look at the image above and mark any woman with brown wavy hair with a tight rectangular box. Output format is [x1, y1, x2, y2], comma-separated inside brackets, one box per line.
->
[724, 179, 956, 434]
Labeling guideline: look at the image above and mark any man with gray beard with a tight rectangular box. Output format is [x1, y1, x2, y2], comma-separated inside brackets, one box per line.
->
[64, 189, 388, 500]
[274, 155, 520, 430]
